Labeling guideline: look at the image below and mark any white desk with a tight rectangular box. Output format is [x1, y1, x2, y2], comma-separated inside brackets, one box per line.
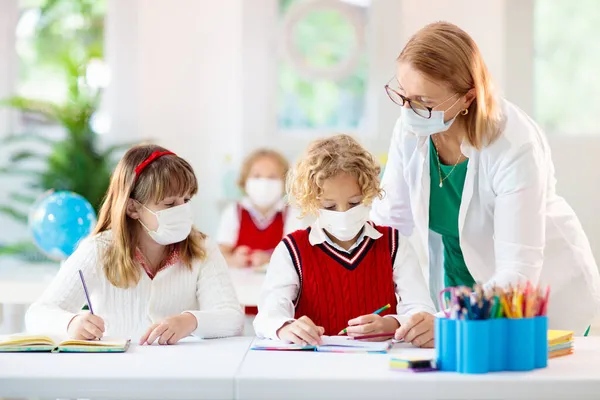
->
[0, 337, 254, 400]
[236, 338, 600, 400]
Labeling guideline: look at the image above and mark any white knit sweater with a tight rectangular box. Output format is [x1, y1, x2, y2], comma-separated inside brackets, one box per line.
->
[25, 231, 244, 340]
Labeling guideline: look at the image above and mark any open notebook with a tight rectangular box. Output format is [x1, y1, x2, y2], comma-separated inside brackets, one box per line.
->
[251, 336, 392, 353]
[0, 335, 130, 353]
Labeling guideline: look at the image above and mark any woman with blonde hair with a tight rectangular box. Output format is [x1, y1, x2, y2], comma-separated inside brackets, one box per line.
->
[26, 145, 243, 343]
[372, 21, 600, 336]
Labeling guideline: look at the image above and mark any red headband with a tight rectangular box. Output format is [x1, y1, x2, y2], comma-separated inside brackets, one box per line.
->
[134, 151, 176, 180]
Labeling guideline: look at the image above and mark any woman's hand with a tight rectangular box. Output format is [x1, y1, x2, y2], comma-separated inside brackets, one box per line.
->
[394, 312, 435, 348]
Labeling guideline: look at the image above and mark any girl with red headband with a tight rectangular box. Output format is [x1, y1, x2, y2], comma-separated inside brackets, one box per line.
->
[26, 145, 244, 344]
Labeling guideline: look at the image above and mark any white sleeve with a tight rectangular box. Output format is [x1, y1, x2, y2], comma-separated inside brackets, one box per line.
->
[185, 238, 244, 338]
[387, 232, 436, 323]
[216, 203, 240, 247]
[253, 240, 300, 339]
[484, 142, 546, 289]
[25, 236, 102, 335]
[370, 118, 415, 237]
[284, 207, 313, 234]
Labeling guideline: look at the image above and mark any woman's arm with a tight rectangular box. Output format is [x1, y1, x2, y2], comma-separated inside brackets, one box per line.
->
[371, 118, 415, 236]
[485, 142, 547, 288]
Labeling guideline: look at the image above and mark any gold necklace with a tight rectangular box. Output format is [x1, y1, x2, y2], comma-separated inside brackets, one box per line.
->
[432, 136, 464, 188]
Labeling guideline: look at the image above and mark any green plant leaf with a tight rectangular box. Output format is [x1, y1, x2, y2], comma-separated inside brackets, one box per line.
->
[9, 192, 37, 205]
[0, 96, 61, 121]
[1, 132, 54, 146]
[10, 151, 46, 163]
[0, 205, 28, 224]
[0, 166, 42, 177]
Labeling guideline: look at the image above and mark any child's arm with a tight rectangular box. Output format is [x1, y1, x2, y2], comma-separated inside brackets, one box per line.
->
[253, 241, 300, 340]
[185, 239, 244, 338]
[25, 236, 102, 335]
[216, 204, 249, 267]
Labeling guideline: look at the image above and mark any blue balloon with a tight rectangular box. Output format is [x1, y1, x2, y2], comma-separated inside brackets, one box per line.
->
[29, 191, 97, 260]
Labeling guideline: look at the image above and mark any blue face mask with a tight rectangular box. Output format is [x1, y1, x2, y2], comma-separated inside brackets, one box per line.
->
[401, 95, 462, 137]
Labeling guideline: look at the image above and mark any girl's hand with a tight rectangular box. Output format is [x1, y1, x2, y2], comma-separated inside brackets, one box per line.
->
[140, 313, 198, 345]
[230, 246, 251, 267]
[68, 312, 105, 340]
[394, 312, 435, 348]
[277, 316, 325, 346]
[341, 314, 399, 340]
[250, 251, 271, 267]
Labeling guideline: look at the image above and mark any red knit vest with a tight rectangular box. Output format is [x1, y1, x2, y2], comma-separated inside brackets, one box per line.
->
[283, 223, 399, 335]
[234, 204, 285, 252]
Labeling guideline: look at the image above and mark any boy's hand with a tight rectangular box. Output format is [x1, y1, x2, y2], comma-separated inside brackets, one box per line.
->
[340, 314, 399, 340]
[394, 312, 435, 348]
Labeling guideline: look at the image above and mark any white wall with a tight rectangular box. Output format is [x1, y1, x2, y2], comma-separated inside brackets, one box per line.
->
[106, 0, 244, 234]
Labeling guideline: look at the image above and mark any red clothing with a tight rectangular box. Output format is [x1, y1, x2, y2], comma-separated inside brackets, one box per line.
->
[234, 204, 285, 253]
[283, 223, 399, 335]
[235, 204, 286, 316]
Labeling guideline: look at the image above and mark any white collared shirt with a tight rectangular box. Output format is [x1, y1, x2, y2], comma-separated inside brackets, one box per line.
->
[253, 220, 436, 339]
[216, 198, 312, 247]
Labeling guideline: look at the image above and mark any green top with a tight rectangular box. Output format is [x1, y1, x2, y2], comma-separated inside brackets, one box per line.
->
[428, 138, 475, 288]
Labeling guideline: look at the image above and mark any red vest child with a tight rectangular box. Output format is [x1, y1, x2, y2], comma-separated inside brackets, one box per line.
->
[235, 204, 286, 316]
[234, 204, 285, 253]
[282, 222, 399, 335]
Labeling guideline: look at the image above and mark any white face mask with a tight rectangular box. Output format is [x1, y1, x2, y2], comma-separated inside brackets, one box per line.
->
[401, 95, 462, 137]
[318, 204, 370, 242]
[138, 202, 193, 245]
[245, 178, 283, 208]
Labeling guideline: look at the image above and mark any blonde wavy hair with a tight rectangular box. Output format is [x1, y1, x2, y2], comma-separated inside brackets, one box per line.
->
[237, 148, 289, 191]
[93, 144, 207, 289]
[398, 21, 503, 148]
[287, 134, 382, 216]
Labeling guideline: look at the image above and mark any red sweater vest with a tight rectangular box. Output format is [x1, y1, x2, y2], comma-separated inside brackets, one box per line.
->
[283, 223, 399, 335]
[234, 204, 285, 252]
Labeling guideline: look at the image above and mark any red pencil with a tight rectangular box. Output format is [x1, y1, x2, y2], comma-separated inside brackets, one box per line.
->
[350, 332, 396, 340]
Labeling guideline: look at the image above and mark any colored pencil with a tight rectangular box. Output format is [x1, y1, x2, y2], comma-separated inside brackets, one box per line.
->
[350, 332, 396, 340]
[78, 269, 94, 315]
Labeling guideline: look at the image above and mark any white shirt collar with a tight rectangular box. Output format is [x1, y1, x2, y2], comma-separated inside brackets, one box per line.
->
[308, 220, 383, 253]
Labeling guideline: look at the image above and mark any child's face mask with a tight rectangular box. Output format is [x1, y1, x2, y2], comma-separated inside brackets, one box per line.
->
[138, 202, 193, 245]
[245, 178, 283, 208]
[318, 204, 370, 242]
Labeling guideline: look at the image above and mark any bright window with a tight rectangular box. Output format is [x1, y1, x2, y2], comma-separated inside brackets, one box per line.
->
[534, 0, 600, 135]
[278, 0, 369, 133]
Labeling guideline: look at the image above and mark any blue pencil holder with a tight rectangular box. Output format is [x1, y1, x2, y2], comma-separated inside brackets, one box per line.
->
[506, 318, 535, 371]
[457, 320, 490, 374]
[488, 318, 508, 372]
[534, 316, 548, 368]
[435, 318, 457, 371]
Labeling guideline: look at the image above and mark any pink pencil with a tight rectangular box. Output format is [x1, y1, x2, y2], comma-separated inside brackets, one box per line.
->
[350, 332, 396, 340]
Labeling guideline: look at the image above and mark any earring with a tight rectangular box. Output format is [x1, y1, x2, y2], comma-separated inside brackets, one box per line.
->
[461, 108, 469, 116]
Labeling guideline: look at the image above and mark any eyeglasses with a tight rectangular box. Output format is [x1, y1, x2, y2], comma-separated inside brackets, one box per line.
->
[384, 77, 460, 120]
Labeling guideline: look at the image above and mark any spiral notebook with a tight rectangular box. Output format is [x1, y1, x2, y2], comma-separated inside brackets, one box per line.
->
[251, 336, 392, 353]
[0, 335, 130, 353]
